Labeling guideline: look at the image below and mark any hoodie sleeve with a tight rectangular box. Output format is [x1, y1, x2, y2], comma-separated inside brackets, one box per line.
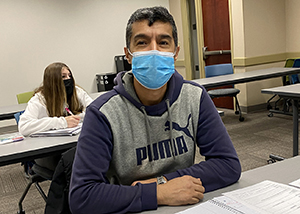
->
[164, 88, 241, 192]
[75, 86, 93, 122]
[76, 86, 93, 107]
[69, 104, 157, 214]
[18, 95, 67, 136]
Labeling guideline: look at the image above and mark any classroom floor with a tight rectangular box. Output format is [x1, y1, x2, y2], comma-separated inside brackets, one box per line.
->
[0, 108, 298, 213]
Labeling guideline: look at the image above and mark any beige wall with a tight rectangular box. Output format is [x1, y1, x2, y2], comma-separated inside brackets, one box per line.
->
[243, 0, 286, 57]
[286, 0, 300, 53]
[0, 0, 170, 107]
[0, 0, 169, 127]
[2, 0, 300, 128]
[231, 0, 300, 111]
[169, 0, 186, 79]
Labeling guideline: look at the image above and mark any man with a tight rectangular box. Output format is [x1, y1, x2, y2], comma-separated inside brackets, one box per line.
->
[69, 6, 241, 213]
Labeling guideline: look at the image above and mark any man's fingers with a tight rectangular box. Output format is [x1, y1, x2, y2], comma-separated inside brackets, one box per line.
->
[194, 184, 205, 193]
[191, 177, 202, 185]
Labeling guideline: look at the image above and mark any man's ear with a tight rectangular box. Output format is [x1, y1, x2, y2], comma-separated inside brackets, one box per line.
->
[124, 47, 132, 64]
[174, 46, 180, 62]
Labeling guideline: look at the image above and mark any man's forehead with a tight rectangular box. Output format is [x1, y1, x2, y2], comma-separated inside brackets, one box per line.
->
[131, 20, 173, 38]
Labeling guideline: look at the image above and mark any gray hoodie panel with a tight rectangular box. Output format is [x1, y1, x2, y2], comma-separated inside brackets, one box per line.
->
[100, 83, 202, 185]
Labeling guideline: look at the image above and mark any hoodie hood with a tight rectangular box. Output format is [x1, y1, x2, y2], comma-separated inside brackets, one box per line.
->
[113, 70, 184, 116]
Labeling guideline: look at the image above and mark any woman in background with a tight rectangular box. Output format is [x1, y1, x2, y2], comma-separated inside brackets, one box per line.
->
[19, 62, 93, 170]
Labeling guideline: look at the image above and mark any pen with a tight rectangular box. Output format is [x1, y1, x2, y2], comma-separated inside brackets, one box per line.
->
[65, 107, 74, 115]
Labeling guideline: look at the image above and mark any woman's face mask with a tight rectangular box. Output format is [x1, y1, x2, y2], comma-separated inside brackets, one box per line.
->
[63, 79, 74, 99]
[129, 50, 175, 90]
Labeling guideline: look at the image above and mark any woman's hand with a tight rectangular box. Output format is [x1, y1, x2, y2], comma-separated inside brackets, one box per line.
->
[65, 115, 81, 128]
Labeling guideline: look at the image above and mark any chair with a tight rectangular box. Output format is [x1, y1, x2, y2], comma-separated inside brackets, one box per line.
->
[14, 112, 55, 214]
[15, 91, 34, 178]
[16, 91, 34, 104]
[18, 164, 54, 214]
[266, 59, 294, 115]
[205, 63, 244, 122]
[114, 55, 131, 73]
[290, 58, 300, 84]
[14, 110, 25, 124]
[283, 58, 295, 85]
[266, 59, 300, 163]
[267, 58, 300, 117]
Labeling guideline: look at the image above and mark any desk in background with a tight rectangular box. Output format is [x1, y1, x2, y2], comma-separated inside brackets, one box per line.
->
[262, 84, 300, 156]
[0, 92, 105, 122]
[0, 103, 27, 121]
[144, 155, 300, 213]
[193, 67, 300, 89]
[0, 92, 105, 166]
[2, 67, 299, 121]
[0, 135, 78, 167]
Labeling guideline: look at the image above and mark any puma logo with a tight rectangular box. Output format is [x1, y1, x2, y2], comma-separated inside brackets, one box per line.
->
[165, 114, 194, 141]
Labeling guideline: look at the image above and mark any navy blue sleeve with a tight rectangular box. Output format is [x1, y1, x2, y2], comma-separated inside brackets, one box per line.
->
[69, 102, 157, 214]
[164, 87, 241, 192]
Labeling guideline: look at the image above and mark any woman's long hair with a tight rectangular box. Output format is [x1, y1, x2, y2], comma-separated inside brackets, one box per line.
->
[35, 62, 83, 117]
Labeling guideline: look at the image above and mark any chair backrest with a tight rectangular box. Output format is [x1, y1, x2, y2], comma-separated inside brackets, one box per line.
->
[285, 58, 295, 67]
[14, 110, 25, 124]
[282, 59, 295, 85]
[292, 58, 300, 68]
[289, 59, 300, 84]
[205, 63, 233, 78]
[17, 91, 34, 104]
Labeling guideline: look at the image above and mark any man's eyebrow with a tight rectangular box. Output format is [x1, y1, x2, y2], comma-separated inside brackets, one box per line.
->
[158, 34, 173, 41]
[133, 34, 150, 41]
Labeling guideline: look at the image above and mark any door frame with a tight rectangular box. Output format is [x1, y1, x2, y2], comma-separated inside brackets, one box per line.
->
[180, 0, 234, 79]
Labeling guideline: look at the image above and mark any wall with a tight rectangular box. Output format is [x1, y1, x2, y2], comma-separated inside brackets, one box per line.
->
[230, 0, 298, 111]
[169, 0, 186, 79]
[0, 0, 169, 106]
[0, 0, 169, 127]
[286, 0, 300, 54]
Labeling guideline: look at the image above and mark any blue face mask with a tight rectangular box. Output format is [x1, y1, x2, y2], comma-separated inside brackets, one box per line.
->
[129, 50, 175, 90]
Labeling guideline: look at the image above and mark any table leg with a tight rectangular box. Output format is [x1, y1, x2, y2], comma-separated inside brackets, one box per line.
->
[293, 99, 299, 156]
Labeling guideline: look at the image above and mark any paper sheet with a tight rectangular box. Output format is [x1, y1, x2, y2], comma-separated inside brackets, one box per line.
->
[176, 196, 259, 214]
[223, 180, 300, 214]
[289, 178, 300, 188]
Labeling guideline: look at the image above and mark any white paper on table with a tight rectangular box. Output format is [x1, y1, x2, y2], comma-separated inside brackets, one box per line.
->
[289, 178, 300, 188]
[223, 180, 300, 214]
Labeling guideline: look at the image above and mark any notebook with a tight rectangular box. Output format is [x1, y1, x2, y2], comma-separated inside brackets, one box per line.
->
[177, 180, 300, 214]
[30, 123, 82, 137]
[177, 195, 259, 214]
[0, 132, 24, 145]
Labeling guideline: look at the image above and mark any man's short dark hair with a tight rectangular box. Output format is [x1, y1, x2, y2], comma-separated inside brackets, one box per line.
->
[126, 6, 178, 49]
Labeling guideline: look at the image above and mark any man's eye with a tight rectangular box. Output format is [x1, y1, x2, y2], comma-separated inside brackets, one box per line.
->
[137, 41, 146, 46]
[160, 41, 169, 46]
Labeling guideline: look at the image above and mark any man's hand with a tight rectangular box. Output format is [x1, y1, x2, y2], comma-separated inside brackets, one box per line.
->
[65, 115, 80, 128]
[157, 175, 205, 206]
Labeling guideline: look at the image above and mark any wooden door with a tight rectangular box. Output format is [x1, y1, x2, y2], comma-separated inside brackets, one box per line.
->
[202, 0, 233, 109]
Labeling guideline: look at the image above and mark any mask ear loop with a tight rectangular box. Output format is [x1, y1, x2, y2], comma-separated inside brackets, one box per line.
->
[125, 49, 133, 62]
[127, 49, 133, 58]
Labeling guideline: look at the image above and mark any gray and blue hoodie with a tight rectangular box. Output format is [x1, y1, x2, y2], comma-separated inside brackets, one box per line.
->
[69, 70, 241, 214]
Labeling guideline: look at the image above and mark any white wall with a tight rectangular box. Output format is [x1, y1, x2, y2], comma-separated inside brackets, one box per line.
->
[0, 0, 169, 108]
[231, 0, 287, 109]
[243, 0, 286, 57]
[286, 0, 300, 52]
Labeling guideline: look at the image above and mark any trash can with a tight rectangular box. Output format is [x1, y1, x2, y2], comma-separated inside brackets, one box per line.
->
[96, 73, 117, 92]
